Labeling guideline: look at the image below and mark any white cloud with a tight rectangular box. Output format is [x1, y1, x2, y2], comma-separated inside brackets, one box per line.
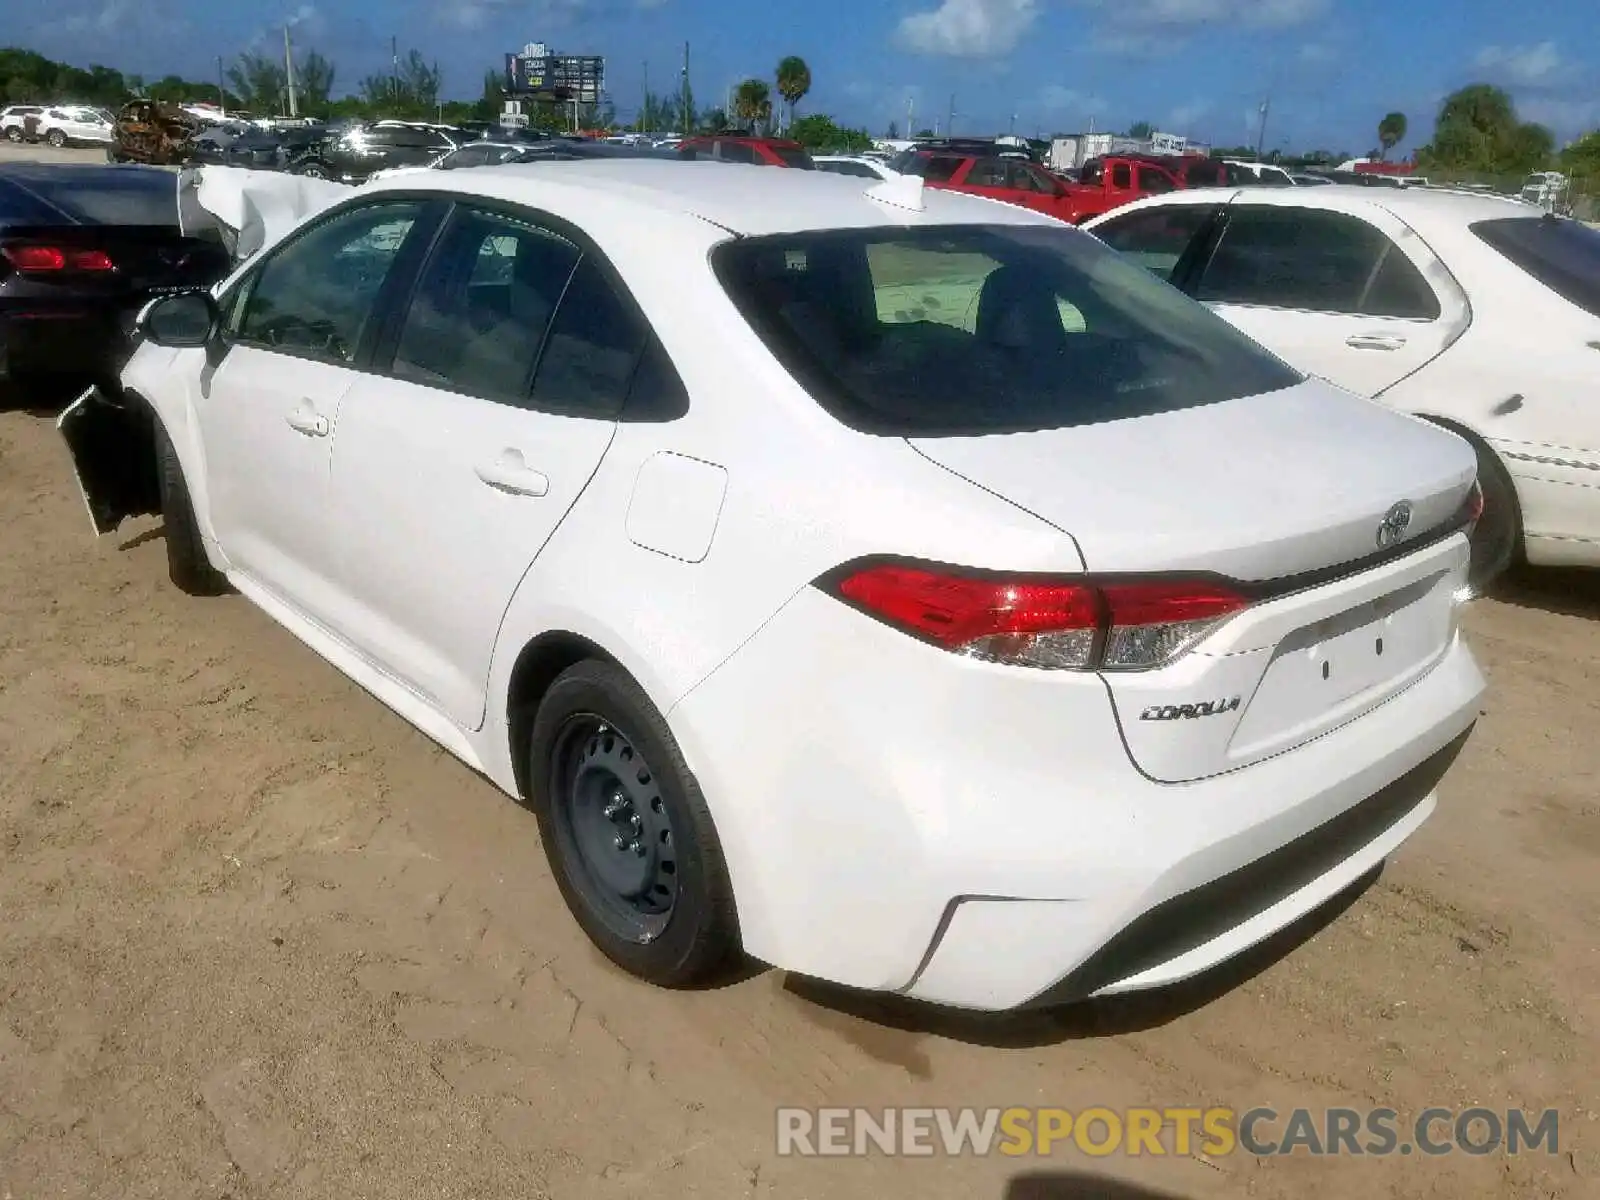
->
[1073, 0, 1330, 55]
[1519, 95, 1600, 134]
[894, 0, 1040, 58]
[1472, 42, 1571, 89]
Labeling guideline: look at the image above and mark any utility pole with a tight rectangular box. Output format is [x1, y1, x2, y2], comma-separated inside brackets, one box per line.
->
[642, 60, 649, 132]
[1009, 111, 1016, 135]
[1254, 97, 1270, 159]
[905, 94, 914, 138]
[283, 25, 298, 118]
[391, 36, 400, 114]
[947, 93, 955, 137]
[681, 41, 690, 134]
[217, 55, 226, 118]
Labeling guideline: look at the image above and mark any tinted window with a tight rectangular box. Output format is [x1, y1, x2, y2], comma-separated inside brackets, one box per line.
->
[391, 207, 580, 404]
[773, 145, 814, 169]
[713, 224, 1302, 437]
[1093, 204, 1219, 281]
[1472, 216, 1600, 319]
[0, 165, 177, 226]
[1080, 161, 1104, 185]
[235, 201, 422, 363]
[623, 338, 690, 421]
[717, 140, 757, 164]
[1138, 167, 1176, 194]
[530, 255, 648, 418]
[440, 145, 490, 169]
[900, 154, 962, 182]
[965, 158, 1009, 187]
[1198, 207, 1437, 316]
[819, 160, 880, 179]
[1111, 163, 1132, 189]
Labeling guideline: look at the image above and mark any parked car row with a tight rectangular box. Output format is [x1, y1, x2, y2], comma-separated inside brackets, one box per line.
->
[2, 104, 116, 148]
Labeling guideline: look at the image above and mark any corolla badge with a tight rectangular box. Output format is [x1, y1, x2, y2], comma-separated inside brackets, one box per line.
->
[1140, 697, 1242, 722]
[1375, 501, 1414, 549]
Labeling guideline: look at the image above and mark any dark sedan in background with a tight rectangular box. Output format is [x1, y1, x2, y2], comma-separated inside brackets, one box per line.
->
[0, 163, 232, 390]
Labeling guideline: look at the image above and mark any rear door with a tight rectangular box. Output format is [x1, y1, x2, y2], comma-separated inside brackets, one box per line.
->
[323, 201, 641, 729]
[1191, 201, 1467, 397]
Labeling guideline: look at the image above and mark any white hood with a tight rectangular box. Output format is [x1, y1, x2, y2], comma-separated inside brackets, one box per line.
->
[176, 166, 353, 262]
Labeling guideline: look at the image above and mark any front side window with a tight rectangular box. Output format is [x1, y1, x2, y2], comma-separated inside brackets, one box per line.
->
[1472, 216, 1600, 318]
[713, 223, 1302, 437]
[1092, 203, 1219, 281]
[390, 206, 580, 404]
[1197, 206, 1439, 318]
[233, 201, 424, 363]
[1138, 167, 1176, 194]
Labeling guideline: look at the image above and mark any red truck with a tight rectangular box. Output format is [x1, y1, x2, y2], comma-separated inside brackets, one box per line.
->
[891, 143, 1185, 223]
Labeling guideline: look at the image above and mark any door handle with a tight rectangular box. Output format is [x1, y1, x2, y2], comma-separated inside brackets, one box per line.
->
[285, 406, 330, 437]
[474, 452, 550, 498]
[1345, 333, 1407, 352]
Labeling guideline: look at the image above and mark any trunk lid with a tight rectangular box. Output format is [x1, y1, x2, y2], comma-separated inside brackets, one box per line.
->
[908, 379, 1475, 583]
[909, 378, 1478, 782]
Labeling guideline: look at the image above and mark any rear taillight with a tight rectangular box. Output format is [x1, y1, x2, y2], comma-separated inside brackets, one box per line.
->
[1, 244, 116, 273]
[821, 561, 1249, 672]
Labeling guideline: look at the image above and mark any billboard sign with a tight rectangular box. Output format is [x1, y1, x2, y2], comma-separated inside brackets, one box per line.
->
[505, 48, 605, 103]
[1149, 130, 1186, 155]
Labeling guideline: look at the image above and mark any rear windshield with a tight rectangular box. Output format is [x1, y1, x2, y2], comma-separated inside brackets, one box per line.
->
[773, 145, 814, 169]
[1472, 216, 1600, 318]
[0, 167, 177, 227]
[713, 223, 1303, 437]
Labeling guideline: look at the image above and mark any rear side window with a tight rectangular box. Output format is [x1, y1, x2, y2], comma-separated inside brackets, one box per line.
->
[965, 159, 1009, 187]
[529, 255, 648, 418]
[391, 207, 580, 404]
[899, 154, 962, 182]
[712, 223, 1302, 437]
[1111, 163, 1132, 189]
[716, 140, 757, 164]
[1197, 206, 1440, 318]
[1472, 216, 1600, 318]
[1091, 203, 1219, 281]
[1138, 167, 1176, 194]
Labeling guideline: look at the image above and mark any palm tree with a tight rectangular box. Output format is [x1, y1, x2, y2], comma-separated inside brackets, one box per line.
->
[733, 78, 772, 135]
[775, 56, 811, 137]
[1377, 111, 1408, 161]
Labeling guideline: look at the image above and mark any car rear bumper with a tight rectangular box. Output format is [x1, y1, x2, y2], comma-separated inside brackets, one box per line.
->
[667, 584, 1485, 1011]
[0, 299, 140, 379]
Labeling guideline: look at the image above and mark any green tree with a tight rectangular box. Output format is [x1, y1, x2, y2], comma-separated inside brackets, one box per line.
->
[358, 49, 441, 118]
[699, 106, 727, 132]
[296, 51, 336, 115]
[1127, 120, 1153, 139]
[1377, 111, 1407, 160]
[886, 120, 899, 139]
[227, 52, 285, 114]
[789, 112, 871, 153]
[1418, 83, 1553, 176]
[774, 55, 811, 135]
[1561, 130, 1600, 181]
[733, 77, 772, 134]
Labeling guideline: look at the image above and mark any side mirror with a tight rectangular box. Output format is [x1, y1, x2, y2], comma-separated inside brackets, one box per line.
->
[137, 291, 219, 348]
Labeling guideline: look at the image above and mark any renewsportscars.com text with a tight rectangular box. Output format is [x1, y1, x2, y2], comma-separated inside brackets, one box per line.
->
[775, 1106, 1561, 1158]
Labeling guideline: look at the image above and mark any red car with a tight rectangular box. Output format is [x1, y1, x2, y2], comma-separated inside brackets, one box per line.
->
[675, 135, 814, 168]
[892, 144, 1190, 223]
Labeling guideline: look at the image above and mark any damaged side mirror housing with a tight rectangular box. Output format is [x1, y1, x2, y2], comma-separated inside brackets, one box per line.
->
[139, 291, 219, 348]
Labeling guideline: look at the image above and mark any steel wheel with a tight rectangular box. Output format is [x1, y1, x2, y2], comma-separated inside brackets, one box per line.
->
[548, 715, 679, 944]
[47, 129, 66, 147]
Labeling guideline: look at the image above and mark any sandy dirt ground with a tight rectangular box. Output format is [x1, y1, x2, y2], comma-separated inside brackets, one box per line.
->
[2, 143, 1597, 1199]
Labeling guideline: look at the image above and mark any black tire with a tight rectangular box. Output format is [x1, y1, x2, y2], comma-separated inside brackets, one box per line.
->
[1463, 435, 1522, 598]
[46, 129, 66, 148]
[527, 660, 740, 986]
[4, 127, 22, 143]
[154, 422, 228, 596]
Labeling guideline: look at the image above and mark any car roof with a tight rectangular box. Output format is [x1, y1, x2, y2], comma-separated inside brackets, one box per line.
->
[365, 157, 1065, 236]
[1092, 183, 1542, 225]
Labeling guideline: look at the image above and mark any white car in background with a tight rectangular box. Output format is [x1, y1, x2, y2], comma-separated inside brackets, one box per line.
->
[62, 163, 1483, 1012]
[812, 155, 902, 181]
[35, 106, 115, 147]
[1086, 185, 1600, 591]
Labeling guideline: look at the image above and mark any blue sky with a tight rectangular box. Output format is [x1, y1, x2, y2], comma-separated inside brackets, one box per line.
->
[25, 0, 1600, 151]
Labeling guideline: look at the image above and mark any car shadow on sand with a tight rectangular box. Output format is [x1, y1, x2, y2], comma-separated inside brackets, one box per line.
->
[777, 865, 1380, 1067]
[1486, 562, 1600, 621]
[1005, 1172, 1193, 1200]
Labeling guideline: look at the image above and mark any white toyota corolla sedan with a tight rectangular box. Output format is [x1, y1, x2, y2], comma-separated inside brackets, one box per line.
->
[62, 161, 1486, 1012]
[1084, 186, 1600, 593]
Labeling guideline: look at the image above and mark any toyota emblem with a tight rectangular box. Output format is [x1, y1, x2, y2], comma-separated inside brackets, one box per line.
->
[1376, 501, 1414, 548]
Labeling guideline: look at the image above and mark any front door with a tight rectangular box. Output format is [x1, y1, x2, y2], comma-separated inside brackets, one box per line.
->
[196, 198, 430, 624]
[324, 203, 645, 729]
[1191, 201, 1466, 397]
